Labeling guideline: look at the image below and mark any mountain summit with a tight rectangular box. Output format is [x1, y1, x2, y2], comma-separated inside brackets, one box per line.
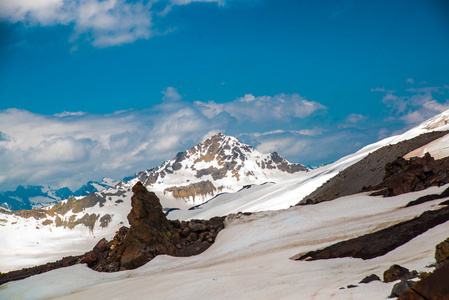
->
[136, 133, 308, 204]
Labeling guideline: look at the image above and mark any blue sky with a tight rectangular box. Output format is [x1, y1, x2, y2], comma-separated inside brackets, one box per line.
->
[0, 0, 448, 191]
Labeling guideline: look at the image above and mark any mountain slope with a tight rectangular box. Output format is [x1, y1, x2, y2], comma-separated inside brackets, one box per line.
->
[136, 133, 308, 204]
[2, 110, 449, 273]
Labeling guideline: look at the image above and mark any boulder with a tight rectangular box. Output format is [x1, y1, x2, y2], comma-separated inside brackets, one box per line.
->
[398, 264, 449, 300]
[435, 237, 449, 266]
[359, 274, 381, 284]
[384, 264, 411, 283]
[390, 279, 416, 298]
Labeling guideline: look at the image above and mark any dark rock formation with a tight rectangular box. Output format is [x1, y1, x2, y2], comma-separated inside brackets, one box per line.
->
[86, 182, 225, 271]
[435, 237, 449, 266]
[298, 131, 448, 205]
[390, 279, 416, 298]
[405, 186, 449, 207]
[367, 153, 449, 197]
[398, 264, 449, 300]
[116, 182, 177, 270]
[0, 255, 83, 285]
[359, 274, 381, 284]
[295, 205, 449, 261]
[383, 264, 412, 283]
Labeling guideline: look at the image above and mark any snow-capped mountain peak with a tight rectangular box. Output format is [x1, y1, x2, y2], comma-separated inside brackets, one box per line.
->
[136, 133, 308, 204]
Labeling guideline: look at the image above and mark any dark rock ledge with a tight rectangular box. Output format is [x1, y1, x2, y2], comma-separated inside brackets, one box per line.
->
[295, 204, 449, 261]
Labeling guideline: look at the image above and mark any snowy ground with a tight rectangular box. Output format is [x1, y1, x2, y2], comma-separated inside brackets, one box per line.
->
[1, 185, 448, 300]
[2, 120, 448, 273]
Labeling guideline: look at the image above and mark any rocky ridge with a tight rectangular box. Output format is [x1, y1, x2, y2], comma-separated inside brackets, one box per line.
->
[298, 130, 448, 205]
[137, 133, 308, 204]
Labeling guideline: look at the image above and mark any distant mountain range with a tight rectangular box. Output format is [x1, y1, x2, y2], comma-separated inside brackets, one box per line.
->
[0, 178, 120, 211]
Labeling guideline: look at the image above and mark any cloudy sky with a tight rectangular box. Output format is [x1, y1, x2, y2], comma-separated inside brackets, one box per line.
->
[0, 0, 448, 191]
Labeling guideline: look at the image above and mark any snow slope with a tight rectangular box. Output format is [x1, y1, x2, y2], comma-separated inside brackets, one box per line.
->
[2, 110, 449, 273]
[168, 114, 449, 220]
[2, 185, 448, 299]
[404, 133, 449, 160]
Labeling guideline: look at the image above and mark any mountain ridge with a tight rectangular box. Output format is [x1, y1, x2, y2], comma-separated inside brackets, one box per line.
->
[136, 133, 308, 204]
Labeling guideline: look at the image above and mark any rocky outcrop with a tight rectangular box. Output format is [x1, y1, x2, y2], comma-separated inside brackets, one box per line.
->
[405, 186, 449, 207]
[164, 180, 217, 201]
[295, 205, 449, 261]
[398, 264, 449, 300]
[85, 182, 225, 271]
[0, 255, 83, 285]
[397, 239, 449, 299]
[383, 264, 415, 283]
[435, 237, 449, 266]
[367, 153, 449, 197]
[390, 280, 417, 298]
[95, 182, 178, 270]
[298, 131, 448, 205]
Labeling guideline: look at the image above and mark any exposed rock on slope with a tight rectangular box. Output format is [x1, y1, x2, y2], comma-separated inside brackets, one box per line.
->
[295, 204, 449, 261]
[399, 238, 449, 300]
[298, 130, 448, 205]
[113, 182, 177, 270]
[84, 182, 225, 272]
[365, 153, 449, 197]
[398, 264, 449, 300]
[137, 133, 308, 204]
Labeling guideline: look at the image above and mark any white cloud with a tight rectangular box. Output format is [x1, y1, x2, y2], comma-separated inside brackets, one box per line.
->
[54, 111, 86, 117]
[0, 0, 225, 47]
[295, 127, 326, 136]
[345, 113, 364, 123]
[0, 103, 215, 190]
[162, 86, 182, 102]
[244, 127, 325, 138]
[406, 78, 415, 85]
[195, 93, 326, 123]
[379, 85, 449, 125]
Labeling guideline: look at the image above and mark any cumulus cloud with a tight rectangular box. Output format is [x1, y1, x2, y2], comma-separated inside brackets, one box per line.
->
[162, 86, 182, 102]
[0, 104, 215, 190]
[0, 0, 225, 47]
[0, 89, 330, 190]
[250, 128, 365, 165]
[195, 93, 326, 123]
[379, 85, 449, 125]
[345, 113, 364, 123]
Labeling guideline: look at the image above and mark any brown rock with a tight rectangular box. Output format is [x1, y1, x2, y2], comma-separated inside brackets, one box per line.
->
[384, 264, 411, 283]
[117, 182, 177, 270]
[435, 237, 449, 266]
[189, 222, 207, 232]
[399, 264, 449, 300]
[181, 227, 191, 237]
[359, 274, 381, 284]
